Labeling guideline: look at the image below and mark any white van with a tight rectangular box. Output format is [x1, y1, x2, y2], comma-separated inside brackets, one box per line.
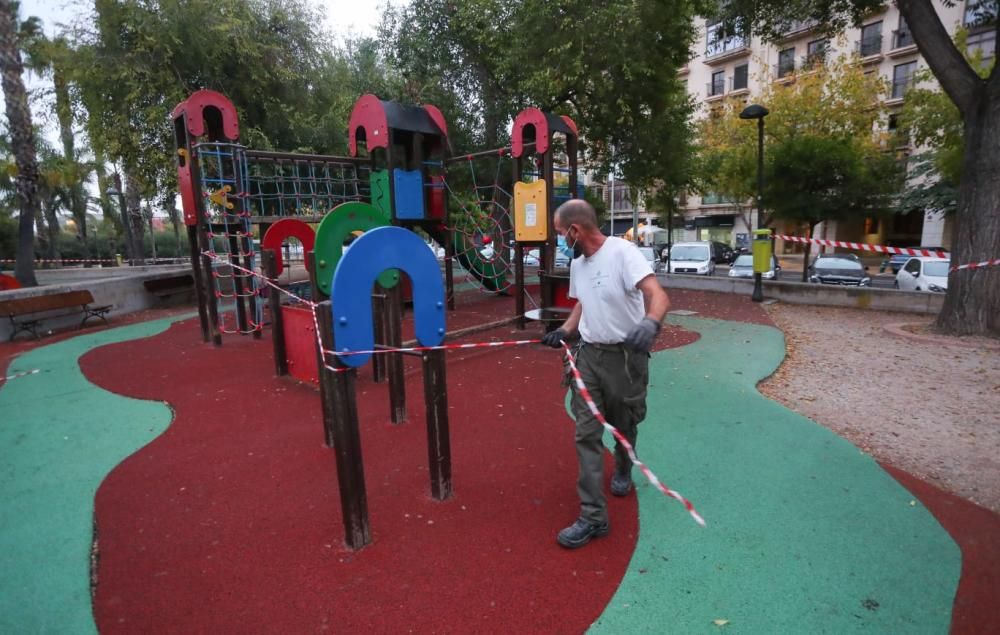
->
[662, 242, 715, 275]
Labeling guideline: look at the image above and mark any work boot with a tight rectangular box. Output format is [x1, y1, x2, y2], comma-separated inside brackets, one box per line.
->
[557, 518, 610, 549]
[610, 471, 634, 497]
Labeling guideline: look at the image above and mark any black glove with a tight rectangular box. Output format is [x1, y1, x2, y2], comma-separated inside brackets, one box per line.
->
[624, 317, 661, 353]
[541, 328, 568, 348]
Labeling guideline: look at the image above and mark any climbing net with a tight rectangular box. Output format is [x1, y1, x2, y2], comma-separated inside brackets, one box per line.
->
[440, 149, 519, 295]
[195, 142, 264, 334]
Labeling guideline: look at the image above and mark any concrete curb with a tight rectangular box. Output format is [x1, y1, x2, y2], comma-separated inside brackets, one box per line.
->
[882, 322, 1000, 350]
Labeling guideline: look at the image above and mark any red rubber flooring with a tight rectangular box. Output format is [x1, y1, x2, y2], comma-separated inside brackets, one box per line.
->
[44, 289, 997, 632]
[81, 292, 697, 633]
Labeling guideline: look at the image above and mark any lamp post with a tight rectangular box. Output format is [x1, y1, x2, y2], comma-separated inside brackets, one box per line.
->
[106, 173, 136, 266]
[739, 103, 769, 302]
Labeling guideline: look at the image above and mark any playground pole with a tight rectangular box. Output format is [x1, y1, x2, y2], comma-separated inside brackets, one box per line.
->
[262, 249, 288, 376]
[385, 283, 407, 425]
[422, 348, 452, 500]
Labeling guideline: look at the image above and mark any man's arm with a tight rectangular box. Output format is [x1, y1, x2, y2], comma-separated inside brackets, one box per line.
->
[637, 274, 669, 323]
[559, 302, 583, 337]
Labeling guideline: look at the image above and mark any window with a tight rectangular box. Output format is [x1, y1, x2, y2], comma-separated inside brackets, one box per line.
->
[894, 17, 914, 49]
[964, 0, 998, 27]
[806, 38, 828, 66]
[709, 70, 725, 96]
[967, 29, 997, 65]
[892, 61, 918, 98]
[859, 21, 883, 56]
[864, 217, 880, 234]
[706, 19, 748, 58]
[904, 258, 921, 275]
[733, 64, 749, 90]
[778, 48, 796, 77]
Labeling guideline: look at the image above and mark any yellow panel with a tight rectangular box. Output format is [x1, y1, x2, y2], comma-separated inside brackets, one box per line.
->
[513, 180, 548, 242]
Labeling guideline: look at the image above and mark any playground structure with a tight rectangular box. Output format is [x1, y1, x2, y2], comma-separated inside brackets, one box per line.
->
[171, 90, 581, 548]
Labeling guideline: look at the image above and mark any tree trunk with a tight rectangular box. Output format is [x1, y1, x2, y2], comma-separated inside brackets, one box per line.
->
[55, 64, 91, 265]
[801, 222, 815, 282]
[42, 199, 60, 262]
[0, 0, 39, 286]
[935, 93, 1000, 337]
[125, 171, 146, 264]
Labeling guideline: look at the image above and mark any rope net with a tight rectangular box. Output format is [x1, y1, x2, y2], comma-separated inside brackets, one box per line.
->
[195, 142, 263, 334]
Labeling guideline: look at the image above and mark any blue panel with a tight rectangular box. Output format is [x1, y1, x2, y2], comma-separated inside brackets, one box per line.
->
[331, 226, 446, 367]
[393, 168, 426, 220]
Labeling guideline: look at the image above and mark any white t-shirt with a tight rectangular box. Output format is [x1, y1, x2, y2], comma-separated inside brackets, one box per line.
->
[568, 237, 654, 344]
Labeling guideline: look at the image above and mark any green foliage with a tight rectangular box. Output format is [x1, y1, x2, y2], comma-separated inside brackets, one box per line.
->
[382, 0, 702, 195]
[765, 134, 899, 227]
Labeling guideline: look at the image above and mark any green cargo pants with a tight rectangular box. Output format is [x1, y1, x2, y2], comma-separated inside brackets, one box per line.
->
[566, 342, 649, 526]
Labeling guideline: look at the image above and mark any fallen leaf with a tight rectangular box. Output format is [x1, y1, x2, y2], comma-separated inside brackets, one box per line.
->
[713, 619, 730, 627]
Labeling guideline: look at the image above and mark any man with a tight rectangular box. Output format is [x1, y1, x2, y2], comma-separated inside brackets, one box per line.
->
[541, 199, 670, 549]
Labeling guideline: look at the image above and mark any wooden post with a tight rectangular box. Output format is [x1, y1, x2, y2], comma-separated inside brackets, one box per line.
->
[385, 283, 407, 424]
[197, 224, 222, 346]
[445, 234, 455, 311]
[262, 249, 288, 376]
[309, 252, 336, 448]
[187, 224, 210, 343]
[371, 288, 387, 383]
[515, 243, 525, 329]
[422, 348, 452, 500]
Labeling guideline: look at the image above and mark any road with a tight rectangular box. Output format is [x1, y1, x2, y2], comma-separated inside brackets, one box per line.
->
[711, 264, 897, 289]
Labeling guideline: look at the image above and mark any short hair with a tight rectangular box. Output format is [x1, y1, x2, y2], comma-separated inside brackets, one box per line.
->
[555, 199, 598, 229]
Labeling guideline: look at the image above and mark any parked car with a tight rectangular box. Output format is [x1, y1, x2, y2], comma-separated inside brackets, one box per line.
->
[808, 254, 872, 286]
[710, 241, 736, 264]
[882, 246, 949, 274]
[727, 253, 780, 279]
[663, 242, 715, 275]
[638, 246, 658, 271]
[895, 256, 950, 292]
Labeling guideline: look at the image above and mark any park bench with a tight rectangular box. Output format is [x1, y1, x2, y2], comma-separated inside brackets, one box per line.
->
[143, 274, 195, 303]
[0, 290, 112, 341]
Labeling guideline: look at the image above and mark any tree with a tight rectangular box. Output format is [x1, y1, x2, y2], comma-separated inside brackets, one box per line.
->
[695, 52, 895, 236]
[722, 0, 1000, 336]
[0, 0, 39, 285]
[382, 0, 699, 198]
[766, 134, 899, 279]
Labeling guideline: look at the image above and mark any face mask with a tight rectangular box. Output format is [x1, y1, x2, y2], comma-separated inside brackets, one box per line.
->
[566, 228, 584, 259]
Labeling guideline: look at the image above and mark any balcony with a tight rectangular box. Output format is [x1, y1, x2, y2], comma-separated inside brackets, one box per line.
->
[777, 19, 820, 42]
[889, 29, 917, 56]
[773, 60, 797, 82]
[706, 78, 726, 101]
[729, 75, 749, 95]
[800, 52, 827, 72]
[704, 36, 751, 64]
[888, 76, 915, 102]
[855, 35, 884, 61]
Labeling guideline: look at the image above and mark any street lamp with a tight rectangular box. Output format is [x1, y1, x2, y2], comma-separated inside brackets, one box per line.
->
[739, 103, 769, 302]
[106, 173, 136, 266]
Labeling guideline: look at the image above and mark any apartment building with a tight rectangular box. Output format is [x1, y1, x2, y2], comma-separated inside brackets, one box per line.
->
[679, 3, 995, 253]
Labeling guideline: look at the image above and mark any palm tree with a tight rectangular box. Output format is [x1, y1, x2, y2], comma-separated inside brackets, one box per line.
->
[0, 0, 40, 285]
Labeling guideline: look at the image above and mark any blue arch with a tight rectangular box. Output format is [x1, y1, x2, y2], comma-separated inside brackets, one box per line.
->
[330, 226, 446, 368]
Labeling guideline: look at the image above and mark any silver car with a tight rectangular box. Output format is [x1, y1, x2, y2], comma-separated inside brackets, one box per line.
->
[728, 254, 779, 279]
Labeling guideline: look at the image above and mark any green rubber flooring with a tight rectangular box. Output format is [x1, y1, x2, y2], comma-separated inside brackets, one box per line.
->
[588, 315, 960, 633]
[0, 316, 190, 634]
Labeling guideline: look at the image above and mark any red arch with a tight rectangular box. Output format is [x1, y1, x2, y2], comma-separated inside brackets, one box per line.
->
[171, 90, 240, 141]
[511, 107, 548, 158]
[348, 94, 389, 156]
[262, 219, 316, 275]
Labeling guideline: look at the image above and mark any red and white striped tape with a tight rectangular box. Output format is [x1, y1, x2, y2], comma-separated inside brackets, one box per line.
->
[773, 235, 947, 258]
[0, 258, 118, 264]
[774, 235, 998, 273]
[561, 341, 706, 527]
[333, 338, 540, 357]
[1, 369, 40, 384]
[951, 258, 1000, 272]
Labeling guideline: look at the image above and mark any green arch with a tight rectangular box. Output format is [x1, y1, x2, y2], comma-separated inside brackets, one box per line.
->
[313, 201, 399, 295]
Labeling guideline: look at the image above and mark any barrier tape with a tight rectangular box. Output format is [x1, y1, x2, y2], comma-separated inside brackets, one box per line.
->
[773, 235, 947, 258]
[774, 235, 998, 273]
[951, 258, 1000, 272]
[333, 338, 540, 357]
[1, 369, 40, 384]
[560, 341, 706, 527]
[0, 258, 118, 264]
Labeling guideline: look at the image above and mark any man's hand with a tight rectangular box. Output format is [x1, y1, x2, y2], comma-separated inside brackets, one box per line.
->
[624, 317, 661, 353]
[541, 328, 568, 348]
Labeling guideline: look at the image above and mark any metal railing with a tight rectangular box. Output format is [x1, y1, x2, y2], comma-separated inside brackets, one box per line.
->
[707, 78, 726, 96]
[774, 60, 796, 78]
[855, 34, 883, 57]
[891, 29, 914, 49]
[705, 35, 749, 59]
[891, 76, 915, 99]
